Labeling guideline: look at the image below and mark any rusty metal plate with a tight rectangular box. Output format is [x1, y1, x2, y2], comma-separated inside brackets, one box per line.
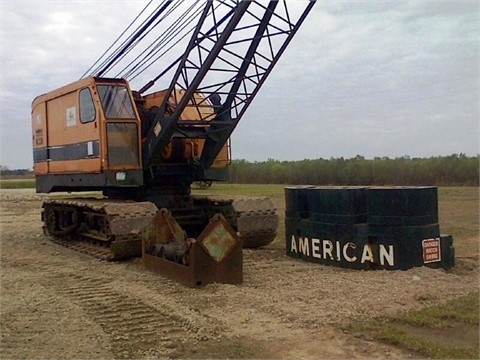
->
[198, 215, 236, 263]
[142, 212, 242, 287]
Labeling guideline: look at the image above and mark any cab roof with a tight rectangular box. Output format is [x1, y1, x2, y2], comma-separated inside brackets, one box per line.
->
[32, 77, 130, 108]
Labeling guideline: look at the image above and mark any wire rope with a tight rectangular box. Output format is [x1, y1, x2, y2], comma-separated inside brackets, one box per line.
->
[118, 1, 203, 79]
[81, 0, 157, 78]
[88, 2, 166, 76]
[125, 4, 207, 80]
[95, 0, 174, 77]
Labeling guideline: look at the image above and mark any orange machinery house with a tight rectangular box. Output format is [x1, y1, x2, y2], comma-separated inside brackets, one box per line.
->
[32, 77, 230, 194]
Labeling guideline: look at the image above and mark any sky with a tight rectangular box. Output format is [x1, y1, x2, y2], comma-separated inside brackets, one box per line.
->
[0, 0, 478, 170]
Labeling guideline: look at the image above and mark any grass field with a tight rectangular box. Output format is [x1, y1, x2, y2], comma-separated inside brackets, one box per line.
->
[0, 178, 36, 189]
[346, 292, 479, 359]
[2, 180, 479, 357]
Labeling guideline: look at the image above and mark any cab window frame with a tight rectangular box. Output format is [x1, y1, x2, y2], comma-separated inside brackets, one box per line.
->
[79, 87, 96, 123]
[97, 85, 136, 120]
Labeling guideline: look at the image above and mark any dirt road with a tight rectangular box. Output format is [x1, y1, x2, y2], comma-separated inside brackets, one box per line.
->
[1, 189, 478, 359]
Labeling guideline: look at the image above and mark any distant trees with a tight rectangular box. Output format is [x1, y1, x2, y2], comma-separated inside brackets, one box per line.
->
[0, 166, 33, 178]
[229, 154, 479, 186]
[1, 155, 478, 186]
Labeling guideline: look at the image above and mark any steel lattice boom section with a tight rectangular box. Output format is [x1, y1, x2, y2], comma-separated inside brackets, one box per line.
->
[143, 0, 315, 169]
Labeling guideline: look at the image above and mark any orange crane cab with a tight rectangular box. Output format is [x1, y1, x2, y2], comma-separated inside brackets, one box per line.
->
[32, 77, 144, 192]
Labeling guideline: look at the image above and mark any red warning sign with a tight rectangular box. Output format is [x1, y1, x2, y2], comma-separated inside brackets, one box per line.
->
[422, 238, 441, 263]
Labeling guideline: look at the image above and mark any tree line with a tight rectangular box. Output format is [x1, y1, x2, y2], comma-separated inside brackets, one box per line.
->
[1, 154, 478, 186]
[0, 166, 33, 178]
[228, 154, 479, 186]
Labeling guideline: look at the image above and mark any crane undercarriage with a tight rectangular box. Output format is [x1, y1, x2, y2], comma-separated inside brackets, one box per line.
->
[42, 196, 278, 260]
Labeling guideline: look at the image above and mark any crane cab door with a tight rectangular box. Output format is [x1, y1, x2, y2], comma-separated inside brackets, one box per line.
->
[32, 85, 101, 176]
[49, 87, 100, 174]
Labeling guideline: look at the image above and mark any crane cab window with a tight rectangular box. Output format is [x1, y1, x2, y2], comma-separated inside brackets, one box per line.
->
[106, 123, 139, 167]
[98, 85, 136, 119]
[79, 88, 96, 123]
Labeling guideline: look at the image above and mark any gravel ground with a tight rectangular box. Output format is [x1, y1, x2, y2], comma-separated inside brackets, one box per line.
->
[1, 189, 478, 359]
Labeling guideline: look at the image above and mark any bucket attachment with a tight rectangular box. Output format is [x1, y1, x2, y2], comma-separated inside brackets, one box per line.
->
[142, 209, 242, 287]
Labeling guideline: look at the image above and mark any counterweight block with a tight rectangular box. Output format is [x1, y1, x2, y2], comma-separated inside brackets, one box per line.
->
[285, 186, 454, 270]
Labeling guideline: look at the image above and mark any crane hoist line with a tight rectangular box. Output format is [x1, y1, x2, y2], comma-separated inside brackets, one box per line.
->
[32, 0, 316, 261]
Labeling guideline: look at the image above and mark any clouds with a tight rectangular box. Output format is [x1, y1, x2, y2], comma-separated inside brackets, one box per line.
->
[233, 0, 478, 161]
[0, 0, 478, 169]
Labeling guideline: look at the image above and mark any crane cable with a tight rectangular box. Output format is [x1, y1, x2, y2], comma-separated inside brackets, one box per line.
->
[86, 0, 201, 80]
[93, 0, 174, 77]
[116, 0, 200, 78]
[96, 0, 173, 77]
[107, 0, 189, 79]
[121, 1, 206, 80]
[89, 1, 162, 77]
[87, 1, 166, 77]
[80, 0, 155, 79]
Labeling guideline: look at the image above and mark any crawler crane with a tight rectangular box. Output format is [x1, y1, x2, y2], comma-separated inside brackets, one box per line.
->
[32, 0, 316, 260]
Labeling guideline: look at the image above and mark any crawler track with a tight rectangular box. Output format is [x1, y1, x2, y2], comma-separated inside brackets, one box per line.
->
[44, 233, 113, 260]
[42, 198, 157, 260]
[41, 195, 278, 260]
